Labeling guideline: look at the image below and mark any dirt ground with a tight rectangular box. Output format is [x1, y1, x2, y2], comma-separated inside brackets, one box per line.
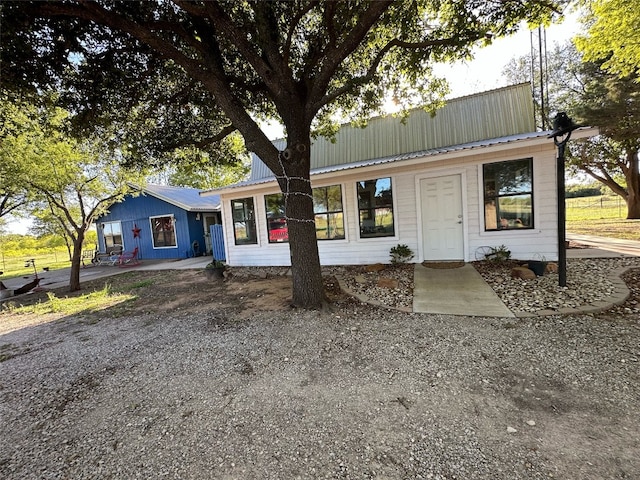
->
[0, 269, 299, 334]
[1, 268, 639, 479]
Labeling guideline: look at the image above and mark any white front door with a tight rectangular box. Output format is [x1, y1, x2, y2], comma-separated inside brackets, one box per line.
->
[420, 174, 464, 261]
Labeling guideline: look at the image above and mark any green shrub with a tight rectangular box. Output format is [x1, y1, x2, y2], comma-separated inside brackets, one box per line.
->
[389, 244, 414, 264]
[486, 245, 511, 262]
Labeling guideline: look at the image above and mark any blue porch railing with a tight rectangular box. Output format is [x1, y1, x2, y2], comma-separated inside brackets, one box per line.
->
[210, 224, 226, 261]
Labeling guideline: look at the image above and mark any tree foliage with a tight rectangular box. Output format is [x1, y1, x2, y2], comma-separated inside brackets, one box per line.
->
[1, 0, 564, 307]
[0, 96, 31, 219]
[0, 96, 144, 290]
[503, 40, 640, 218]
[575, 0, 640, 80]
[163, 135, 251, 190]
[503, 41, 585, 129]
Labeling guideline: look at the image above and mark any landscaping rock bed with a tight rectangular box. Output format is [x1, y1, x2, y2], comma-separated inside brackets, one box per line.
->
[321, 258, 640, 316]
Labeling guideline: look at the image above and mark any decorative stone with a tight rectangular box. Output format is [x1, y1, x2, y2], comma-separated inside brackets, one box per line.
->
[377, 277, 399, 289]
[365, 263, 386, 272]
[511, 266, 536, 280]
[354, 275, 367, 284]
[507, 426, 517, 433]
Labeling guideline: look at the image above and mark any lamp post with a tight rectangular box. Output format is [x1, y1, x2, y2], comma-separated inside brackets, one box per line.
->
[549, 112, 579, 287]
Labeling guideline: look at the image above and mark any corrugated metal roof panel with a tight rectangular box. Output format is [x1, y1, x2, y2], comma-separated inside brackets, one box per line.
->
[208, 130, 551, 193]
[142, 184, 221, 211]
[249, 84, 535, 181]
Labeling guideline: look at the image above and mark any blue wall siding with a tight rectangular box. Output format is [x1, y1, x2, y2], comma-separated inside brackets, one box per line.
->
[97, 194, 210, 260]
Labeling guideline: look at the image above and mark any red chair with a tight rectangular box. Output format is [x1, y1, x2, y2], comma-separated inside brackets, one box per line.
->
[118, 247, 141, 267]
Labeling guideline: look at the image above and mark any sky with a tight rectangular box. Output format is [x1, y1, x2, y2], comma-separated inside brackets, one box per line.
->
[434, 12, 581, 98]
[4, 12, 581, 236]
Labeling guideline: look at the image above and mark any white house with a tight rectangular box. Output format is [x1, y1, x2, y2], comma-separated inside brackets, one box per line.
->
[202, 84, 595, 267]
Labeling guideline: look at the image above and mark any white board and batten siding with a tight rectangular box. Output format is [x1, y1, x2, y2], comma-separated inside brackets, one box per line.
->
[207, 85, 598, 267]
[220, 137, 561, 267]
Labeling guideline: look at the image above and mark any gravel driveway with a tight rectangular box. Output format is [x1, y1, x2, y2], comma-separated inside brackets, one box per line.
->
[1, 269, 639, 479]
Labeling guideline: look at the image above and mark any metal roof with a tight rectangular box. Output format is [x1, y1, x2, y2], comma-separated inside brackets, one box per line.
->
[200, 85, 601, 197]
[140, 184, 221, 211]
[248, 84, 535, 182]
[206, 130, 553, 193]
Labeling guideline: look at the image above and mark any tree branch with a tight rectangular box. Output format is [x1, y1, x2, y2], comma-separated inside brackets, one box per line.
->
[310, 1, 392, 106]
[32, 0, 277, 164]
[166, 124, 237, 150]
[181, 1, 289, 97]
[316, 34, 481, 109]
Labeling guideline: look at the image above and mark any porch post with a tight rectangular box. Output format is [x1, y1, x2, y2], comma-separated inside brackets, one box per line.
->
[549, 112, 579, 287]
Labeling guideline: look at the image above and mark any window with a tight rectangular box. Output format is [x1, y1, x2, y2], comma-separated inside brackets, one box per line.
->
[102, 222, 122, 249]
[483, 158, 533, 231]
[150, 215, 177, 248]
[357, 177, 395, 237]
[232, 197, 257, 244]
[313, 185, 344, 240]
[265, 193, 288, 243]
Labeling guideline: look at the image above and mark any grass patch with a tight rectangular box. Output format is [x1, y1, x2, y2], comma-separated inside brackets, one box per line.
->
[0, 253, 71, 280]
[566, 195, 639, 241]
[5, 285, 135, 316]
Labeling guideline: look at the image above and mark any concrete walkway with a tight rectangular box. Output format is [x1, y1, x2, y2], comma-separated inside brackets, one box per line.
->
[2, 257, 212, 292]
[567, 233, 640, 258]
[412, 234, 638, 317]
[413, 263, 514, 317]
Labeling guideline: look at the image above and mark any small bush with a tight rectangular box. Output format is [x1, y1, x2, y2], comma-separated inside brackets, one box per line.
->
[390, 244, 414, 264]
[486, 245, 511, 262]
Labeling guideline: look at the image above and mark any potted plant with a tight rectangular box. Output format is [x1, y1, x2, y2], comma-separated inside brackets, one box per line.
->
[204, 259, 226, 279]
[527, 256, 547, 276]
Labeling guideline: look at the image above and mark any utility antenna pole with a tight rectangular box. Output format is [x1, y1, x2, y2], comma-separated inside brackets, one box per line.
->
[530, 26, 549, 130]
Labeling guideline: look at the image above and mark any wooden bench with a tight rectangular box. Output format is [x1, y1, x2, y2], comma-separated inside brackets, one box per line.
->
[95, 252, 120, 266]
[81, 250, 96, 268]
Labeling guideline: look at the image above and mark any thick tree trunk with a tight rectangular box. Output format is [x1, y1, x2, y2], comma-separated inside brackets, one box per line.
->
[277, 140, 324, 309]
[626, 192, 640, 219]
[625, 150, 639, 219]
[69, 233, 84, 292]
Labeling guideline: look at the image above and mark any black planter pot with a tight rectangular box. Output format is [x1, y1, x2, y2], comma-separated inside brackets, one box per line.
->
[527, 261, 547, 276]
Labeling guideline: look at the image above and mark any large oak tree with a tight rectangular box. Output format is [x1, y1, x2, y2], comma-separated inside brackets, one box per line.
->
[571, 67, 640, 219]
[1, 1, 562, 308]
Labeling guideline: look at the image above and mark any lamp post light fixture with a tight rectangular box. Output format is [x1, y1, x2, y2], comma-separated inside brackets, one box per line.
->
[549, 112, 580, 287]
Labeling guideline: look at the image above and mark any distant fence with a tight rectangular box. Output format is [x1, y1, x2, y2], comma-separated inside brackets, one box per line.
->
[566, 195, 625, 219]
[0, 250, 71, 278]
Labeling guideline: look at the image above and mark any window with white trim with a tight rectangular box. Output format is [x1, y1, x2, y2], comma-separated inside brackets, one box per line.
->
[265, 193, 288, 243]
[102, 221, 122, 249]
[483, 158, 534, 231]
[150, 215, 177, 248]
[313, 184, 345, 240]
[232, 197, 258, 245]
[357, 177, 395, 237]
